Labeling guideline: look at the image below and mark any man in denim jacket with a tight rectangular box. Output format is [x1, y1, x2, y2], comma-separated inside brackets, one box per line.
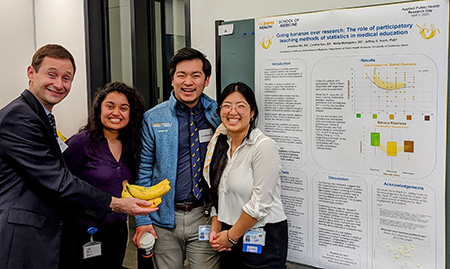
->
[132, 48, 221, 268]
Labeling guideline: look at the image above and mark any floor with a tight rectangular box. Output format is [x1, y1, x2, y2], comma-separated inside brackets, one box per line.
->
[122, 218, 317, 269]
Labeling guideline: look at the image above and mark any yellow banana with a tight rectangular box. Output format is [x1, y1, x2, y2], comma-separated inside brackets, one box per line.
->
[372, 68, 406, 90]
[126, 179, 169, 191]
[127, 184, 170, 200]
[125, 179, 171, 200]
[125, 180, 167, 198]
[127, 178, 170, 191]
[146, 179, 170, 195]
[121, 180, 133, 198]
[146, 197, 162, 208]
[137, 197, 162, 208]
[121, 181, 162, 208]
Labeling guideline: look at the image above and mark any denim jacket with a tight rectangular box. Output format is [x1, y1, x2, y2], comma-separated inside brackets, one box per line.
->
[135, 91, 221, 228]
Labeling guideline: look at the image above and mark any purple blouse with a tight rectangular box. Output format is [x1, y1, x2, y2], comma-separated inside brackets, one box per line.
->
[63, 130, 133, 225]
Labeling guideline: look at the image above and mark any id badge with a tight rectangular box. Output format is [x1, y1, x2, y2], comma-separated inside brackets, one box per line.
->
[198, 225, 211, 241]
[242, 229, 266, 254]
[199, 129, 213, 143]
[83, 241, 102, 259]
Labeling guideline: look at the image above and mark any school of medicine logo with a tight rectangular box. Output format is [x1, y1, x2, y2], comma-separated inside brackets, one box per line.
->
[258, 35, 275, 49]
[258, 20, 275, 30]
[416, 23, 440, 39]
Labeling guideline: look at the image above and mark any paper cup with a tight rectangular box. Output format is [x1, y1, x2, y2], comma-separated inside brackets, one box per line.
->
[139, 232, 155, 258]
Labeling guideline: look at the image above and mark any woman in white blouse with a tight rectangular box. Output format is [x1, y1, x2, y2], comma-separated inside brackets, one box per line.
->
[204, 82, 288, 268]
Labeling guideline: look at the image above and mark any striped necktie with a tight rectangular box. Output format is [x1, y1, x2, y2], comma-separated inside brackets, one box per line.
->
[190, 109, 202, 200]
[47, 113, 57, 138]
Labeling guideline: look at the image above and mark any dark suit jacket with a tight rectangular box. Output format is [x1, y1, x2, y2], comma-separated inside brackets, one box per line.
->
[0, 90, 111, 269]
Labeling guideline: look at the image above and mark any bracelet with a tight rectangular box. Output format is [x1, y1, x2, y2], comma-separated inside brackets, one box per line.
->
[227, 230, 237, 245]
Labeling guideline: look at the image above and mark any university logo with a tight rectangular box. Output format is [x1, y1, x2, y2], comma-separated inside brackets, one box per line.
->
[258, 35, 275, 49]
[258, 20, 275, 30]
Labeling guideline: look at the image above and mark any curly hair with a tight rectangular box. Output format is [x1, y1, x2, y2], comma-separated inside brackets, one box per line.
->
[82, 82, 145, 178]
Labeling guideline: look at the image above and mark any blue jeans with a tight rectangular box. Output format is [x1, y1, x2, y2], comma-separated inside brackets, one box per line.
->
[153, 206, 220, 269]
[220, 220, 288, 269]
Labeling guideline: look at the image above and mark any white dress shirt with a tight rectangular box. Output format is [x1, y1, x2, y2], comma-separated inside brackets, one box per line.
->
[217, 128, 287, 228]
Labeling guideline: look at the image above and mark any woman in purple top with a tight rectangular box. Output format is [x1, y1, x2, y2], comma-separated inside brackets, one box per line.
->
[61, 82, 145, 269]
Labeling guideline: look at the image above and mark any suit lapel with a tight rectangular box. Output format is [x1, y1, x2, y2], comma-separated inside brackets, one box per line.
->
[21, 90, 65, 164]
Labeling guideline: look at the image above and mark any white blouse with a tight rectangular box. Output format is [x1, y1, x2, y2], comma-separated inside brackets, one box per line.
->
[217, 128, 287, 228]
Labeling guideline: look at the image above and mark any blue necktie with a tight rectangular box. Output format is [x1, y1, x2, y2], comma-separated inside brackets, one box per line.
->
[47, 113, 57, 138]
[190, 109, 202, 200]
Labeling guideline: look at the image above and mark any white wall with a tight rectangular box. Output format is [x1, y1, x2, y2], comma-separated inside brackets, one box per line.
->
[34, 0, 88, 136]
[0, 0, 35, 111]
[190, 0, 409, 100]
[0, 0, 88, 137]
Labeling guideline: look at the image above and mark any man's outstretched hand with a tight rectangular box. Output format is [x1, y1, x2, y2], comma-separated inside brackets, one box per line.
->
[110, 197, 158, 215]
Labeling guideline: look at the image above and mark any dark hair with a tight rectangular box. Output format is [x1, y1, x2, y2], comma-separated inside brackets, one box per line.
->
[31, 44, 76, 74]
[82, 82, 145, 178]
[210, 82, 259, 208]
[169, 47, 211, 79]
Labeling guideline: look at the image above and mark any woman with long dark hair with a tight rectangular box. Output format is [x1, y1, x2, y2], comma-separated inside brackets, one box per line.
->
[204, 82, 288, 268]
[61, 81, 146, 268]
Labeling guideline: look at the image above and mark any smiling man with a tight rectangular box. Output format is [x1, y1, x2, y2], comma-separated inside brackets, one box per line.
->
[27, 47, 75, 111]
[0, 44, 156, 269]
[132, 47, 221, 269]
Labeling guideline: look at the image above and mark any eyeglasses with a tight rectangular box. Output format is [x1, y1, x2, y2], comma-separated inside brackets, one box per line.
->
[220, 102, 250, 113]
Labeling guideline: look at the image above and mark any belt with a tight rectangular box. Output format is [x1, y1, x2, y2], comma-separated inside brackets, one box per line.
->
[175, 202, 202, 212]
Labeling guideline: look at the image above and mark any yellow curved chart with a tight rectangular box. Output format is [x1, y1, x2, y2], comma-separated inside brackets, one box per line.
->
[372, 68, 406, 90]
[377, 144, 410, 154]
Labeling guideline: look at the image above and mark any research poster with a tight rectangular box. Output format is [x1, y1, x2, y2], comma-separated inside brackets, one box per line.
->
[255, 0, 448, 268]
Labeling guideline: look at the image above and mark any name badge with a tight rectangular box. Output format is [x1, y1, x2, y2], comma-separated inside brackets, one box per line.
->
[242, 229, 266, 254]
[199, 129, 213, 143]
[198, 225, 211, 241]
[83, 227, 101, 259]
[83, 241, 102, 259]
[243, 244, 262, 254]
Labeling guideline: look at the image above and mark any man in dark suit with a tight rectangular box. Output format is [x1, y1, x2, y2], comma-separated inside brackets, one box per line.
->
[0, 44, 156, 269]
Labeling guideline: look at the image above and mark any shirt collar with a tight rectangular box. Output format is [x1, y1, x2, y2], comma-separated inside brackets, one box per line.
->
[175, 99, 203, 115]
[26, 89, 51, 115]
[227, 128, 259, 146]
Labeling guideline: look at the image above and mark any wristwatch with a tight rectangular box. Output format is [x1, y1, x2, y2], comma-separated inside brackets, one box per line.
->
[227, 230, 237, 245]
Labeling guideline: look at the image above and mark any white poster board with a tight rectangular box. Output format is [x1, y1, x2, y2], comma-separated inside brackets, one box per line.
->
[255, 0, 448, 268]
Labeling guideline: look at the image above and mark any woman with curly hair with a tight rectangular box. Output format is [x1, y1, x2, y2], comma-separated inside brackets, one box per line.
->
[61, 81, 146, 268]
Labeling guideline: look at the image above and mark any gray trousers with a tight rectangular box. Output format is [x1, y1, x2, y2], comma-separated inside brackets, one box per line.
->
[153, 206, 220, 269]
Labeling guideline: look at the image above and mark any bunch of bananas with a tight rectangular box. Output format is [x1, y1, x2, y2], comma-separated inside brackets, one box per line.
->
[121, 179, 171, 208]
